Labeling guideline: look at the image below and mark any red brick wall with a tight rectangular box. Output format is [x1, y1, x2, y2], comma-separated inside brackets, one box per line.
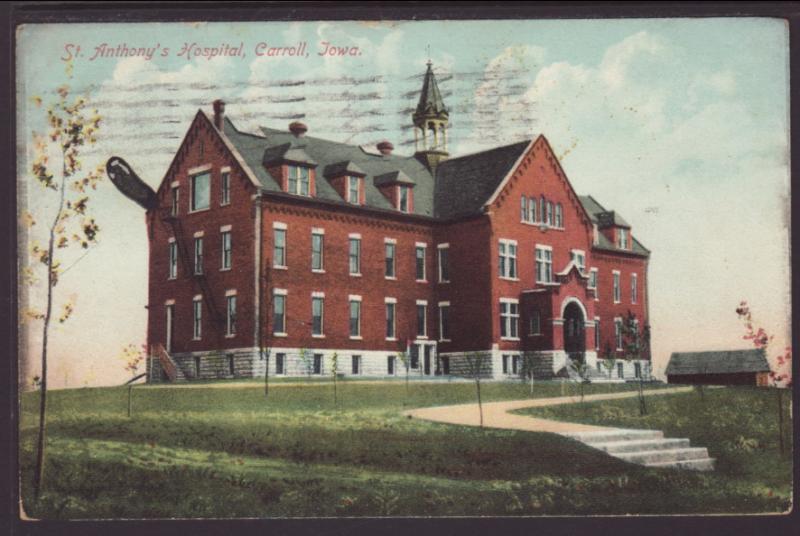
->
[260, 197, 437, 352]
[147, 113, 258, 354]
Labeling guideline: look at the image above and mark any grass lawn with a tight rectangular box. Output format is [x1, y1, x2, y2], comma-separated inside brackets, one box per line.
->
[18, 380, 792, 518]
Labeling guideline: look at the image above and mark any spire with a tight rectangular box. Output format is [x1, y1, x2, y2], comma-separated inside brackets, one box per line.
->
[412, 61, 449, 168]
[413, 61, 448, 123]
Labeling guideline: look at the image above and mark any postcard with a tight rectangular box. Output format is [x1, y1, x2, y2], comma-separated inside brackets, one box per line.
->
[15, 16, 792, 520]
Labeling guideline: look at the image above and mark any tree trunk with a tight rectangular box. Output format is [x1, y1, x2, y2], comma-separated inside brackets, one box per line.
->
[127, 385, 133, 417]
[475, 378, 483, 427]
[638, 377, 647, 416]
[777, 388, 785, 455]
[263, 350, 269, 398]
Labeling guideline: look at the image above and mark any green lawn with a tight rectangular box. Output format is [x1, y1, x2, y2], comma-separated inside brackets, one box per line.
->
[18, 380, 792, 518]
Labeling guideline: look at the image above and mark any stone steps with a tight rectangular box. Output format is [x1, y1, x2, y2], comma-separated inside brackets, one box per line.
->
[565, 428, 714, 471]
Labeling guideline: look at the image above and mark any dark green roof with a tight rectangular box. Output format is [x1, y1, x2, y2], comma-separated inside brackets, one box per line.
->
[434, 141, 531, 219]
[579, 195, 649, 257]
[324, 161, 365, 178]
[414, 62, 448, 120]
[374, 170, 415, 186]
[666, 349, 770, 375]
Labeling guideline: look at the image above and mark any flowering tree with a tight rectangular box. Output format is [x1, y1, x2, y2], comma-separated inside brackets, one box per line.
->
[25, 84, 103, 499]
[736, 301, 792, 454]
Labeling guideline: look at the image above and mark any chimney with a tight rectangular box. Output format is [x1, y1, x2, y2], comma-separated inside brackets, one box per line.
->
[289, 121, 308, 137]
[377, 140, 394, 156]
[212, 99, 225, 133]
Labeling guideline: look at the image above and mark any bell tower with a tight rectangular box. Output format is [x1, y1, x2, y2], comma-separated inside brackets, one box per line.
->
[413, 61, 449, 169]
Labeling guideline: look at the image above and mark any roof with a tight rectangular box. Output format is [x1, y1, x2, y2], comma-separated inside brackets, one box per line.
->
[666, 349, 770, 376]
[414, 62, 448, 120]
[579, 195, 649, 257]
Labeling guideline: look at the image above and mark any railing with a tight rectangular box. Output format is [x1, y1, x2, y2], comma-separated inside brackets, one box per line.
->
[152, 343, 178, 382]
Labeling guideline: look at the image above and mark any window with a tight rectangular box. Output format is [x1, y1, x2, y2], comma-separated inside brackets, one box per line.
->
[502, 355, 509, 374]
[535, 246, 553, 283]
[351, 355, 361, 375]
[191, 172, 210, 211]
[520, 196, 527, 221]
[589, 268, 598, 290]
[193, 237, 204, 275]
[528, 310, 541, 335]
[311, 230, 324, 271]
[615, 318, 623, 350]
[631, 274, 638, 304]
[439, 302, 450, 341]
[312, 295, 324, 336]
[273, 291, 286, 335]
[221, 230, 232, 270]
[221, 170, 230, 205]
[228, 354, 235, 376]
[416, 301, 427, 338]
[347, 175, 361, 204]
[594, 318, 600, 349]
[387, 355, 396, 375]
[512, 355, 520, 375]
[170, 186, 179, 216]
[613, 271, 621, 303]
[410, 345, 419, 369]
[273, 225, 287, 268]
[192, 297, 202, 340]
[287, 165, 310, 196]
[635, 362, 642, 379]
[618, 228, 629, 249]
[195, 356, 201, 377]
[349, 297, 361, 338]
[617, 361, 624, 379]
[313, 354, 323, 375]
[500, 299, 520, 339]
[438, 244, 450, 283]
[570, 250, 586, 273]
[555, 203, 563, 228]
[398, 185, 410, 212]
[226, 293, 237, 336]
[528, 196, 537, 222]
[168, 240, 177, 279]
[385, 300, 396, 339]
[415, 244, 426, 281]
[499, 239, 518, 279]
[540, 196, 546, 224]
[349, 236, 361, 275]
[276, 353, 285, 375]
[546, 201, 554, 226]
[385, 241, 396, 278]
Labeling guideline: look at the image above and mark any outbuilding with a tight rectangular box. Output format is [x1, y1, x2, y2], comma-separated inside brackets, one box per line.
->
[665, 349, 771, 386]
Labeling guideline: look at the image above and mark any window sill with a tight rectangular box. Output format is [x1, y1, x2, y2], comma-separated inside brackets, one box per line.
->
[438, 280, 450, 284]
[350, 336, 363, 340]
[312, 334, 326, 339]
[220, 202, 231, 207]
[386, 337, 398, 342]
[501, 337, 521, 342]
[188, 207, 210, 215]
[416, 335, 428, 340]
[168, 277, 177, 281]
[537, 281, 560, 287]
[225, 334, 236, 339]
[528, 333, 542, 337]
[192, 337, 202, 341]
[499, 276, 520, 282]
[416, 279, 427, 284]
[220, 267, 231, 272]
[438, 338, 451, 343]
[312, 269, 325, 274]
[350, 273, 362, 278]
[385, 276, 397, 281]
[273, 332, 288, 338]
[273, 265, 288, 270]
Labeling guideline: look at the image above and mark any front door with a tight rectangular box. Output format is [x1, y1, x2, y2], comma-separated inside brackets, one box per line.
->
[563, 302, 586, 362]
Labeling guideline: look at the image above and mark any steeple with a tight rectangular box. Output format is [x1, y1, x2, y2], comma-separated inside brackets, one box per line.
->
[413, 61, 449, 169]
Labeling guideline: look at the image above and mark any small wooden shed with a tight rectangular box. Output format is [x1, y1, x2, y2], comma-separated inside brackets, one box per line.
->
[666, 349, 771, 386]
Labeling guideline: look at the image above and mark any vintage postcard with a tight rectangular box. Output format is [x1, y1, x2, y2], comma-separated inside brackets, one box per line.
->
[14, 14, 792, 521]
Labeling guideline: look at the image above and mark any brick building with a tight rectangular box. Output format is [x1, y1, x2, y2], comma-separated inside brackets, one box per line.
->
[146, 62, 651, 382]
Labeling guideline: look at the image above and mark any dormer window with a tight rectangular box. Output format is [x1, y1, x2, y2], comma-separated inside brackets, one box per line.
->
[398, 185, 410, 213]
[287, 165, 310, 196]
[347, 175, 362, 204]
[618, 228, 629, 249]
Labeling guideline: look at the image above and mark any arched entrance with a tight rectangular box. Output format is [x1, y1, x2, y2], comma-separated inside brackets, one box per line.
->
[563, 301, 586, 363]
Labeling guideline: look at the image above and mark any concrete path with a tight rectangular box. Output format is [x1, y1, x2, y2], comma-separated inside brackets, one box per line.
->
[404, 386, 693, 433]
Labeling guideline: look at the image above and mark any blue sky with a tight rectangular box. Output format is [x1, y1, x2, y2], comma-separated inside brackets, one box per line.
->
[17, 19, 790, 387]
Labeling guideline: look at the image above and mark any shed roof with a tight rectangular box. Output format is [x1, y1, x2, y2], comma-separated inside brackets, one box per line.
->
[666, 349, 770, 375]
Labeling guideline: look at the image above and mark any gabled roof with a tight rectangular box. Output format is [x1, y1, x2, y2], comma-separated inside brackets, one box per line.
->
[579, 195, 649, 257]
[666, 349, 770, 375]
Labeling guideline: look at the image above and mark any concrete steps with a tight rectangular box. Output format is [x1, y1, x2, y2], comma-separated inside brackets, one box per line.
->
[565, 429, 714, 471]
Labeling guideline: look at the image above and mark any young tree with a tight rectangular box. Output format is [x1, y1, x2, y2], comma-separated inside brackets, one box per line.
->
[568, 358, 589, 404]
[397, 338, 411, 405]
[298, 348, 312, 379]
[519, 352, 536, 396]
[620, 311, 650, 416]
[464, 352, 490, 427]
[120, 343, 146, 417]
[25, 85, 103, 499]
[736, 300, 792, 454]
[601, 347, 617, 380]
[331, 351, 339, 408]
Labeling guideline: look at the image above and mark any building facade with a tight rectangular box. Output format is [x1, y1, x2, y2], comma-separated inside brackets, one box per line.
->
[146, 63, 651, 382]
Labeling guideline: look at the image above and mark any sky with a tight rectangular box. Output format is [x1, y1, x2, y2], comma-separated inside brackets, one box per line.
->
[16, 19, 790, 388]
